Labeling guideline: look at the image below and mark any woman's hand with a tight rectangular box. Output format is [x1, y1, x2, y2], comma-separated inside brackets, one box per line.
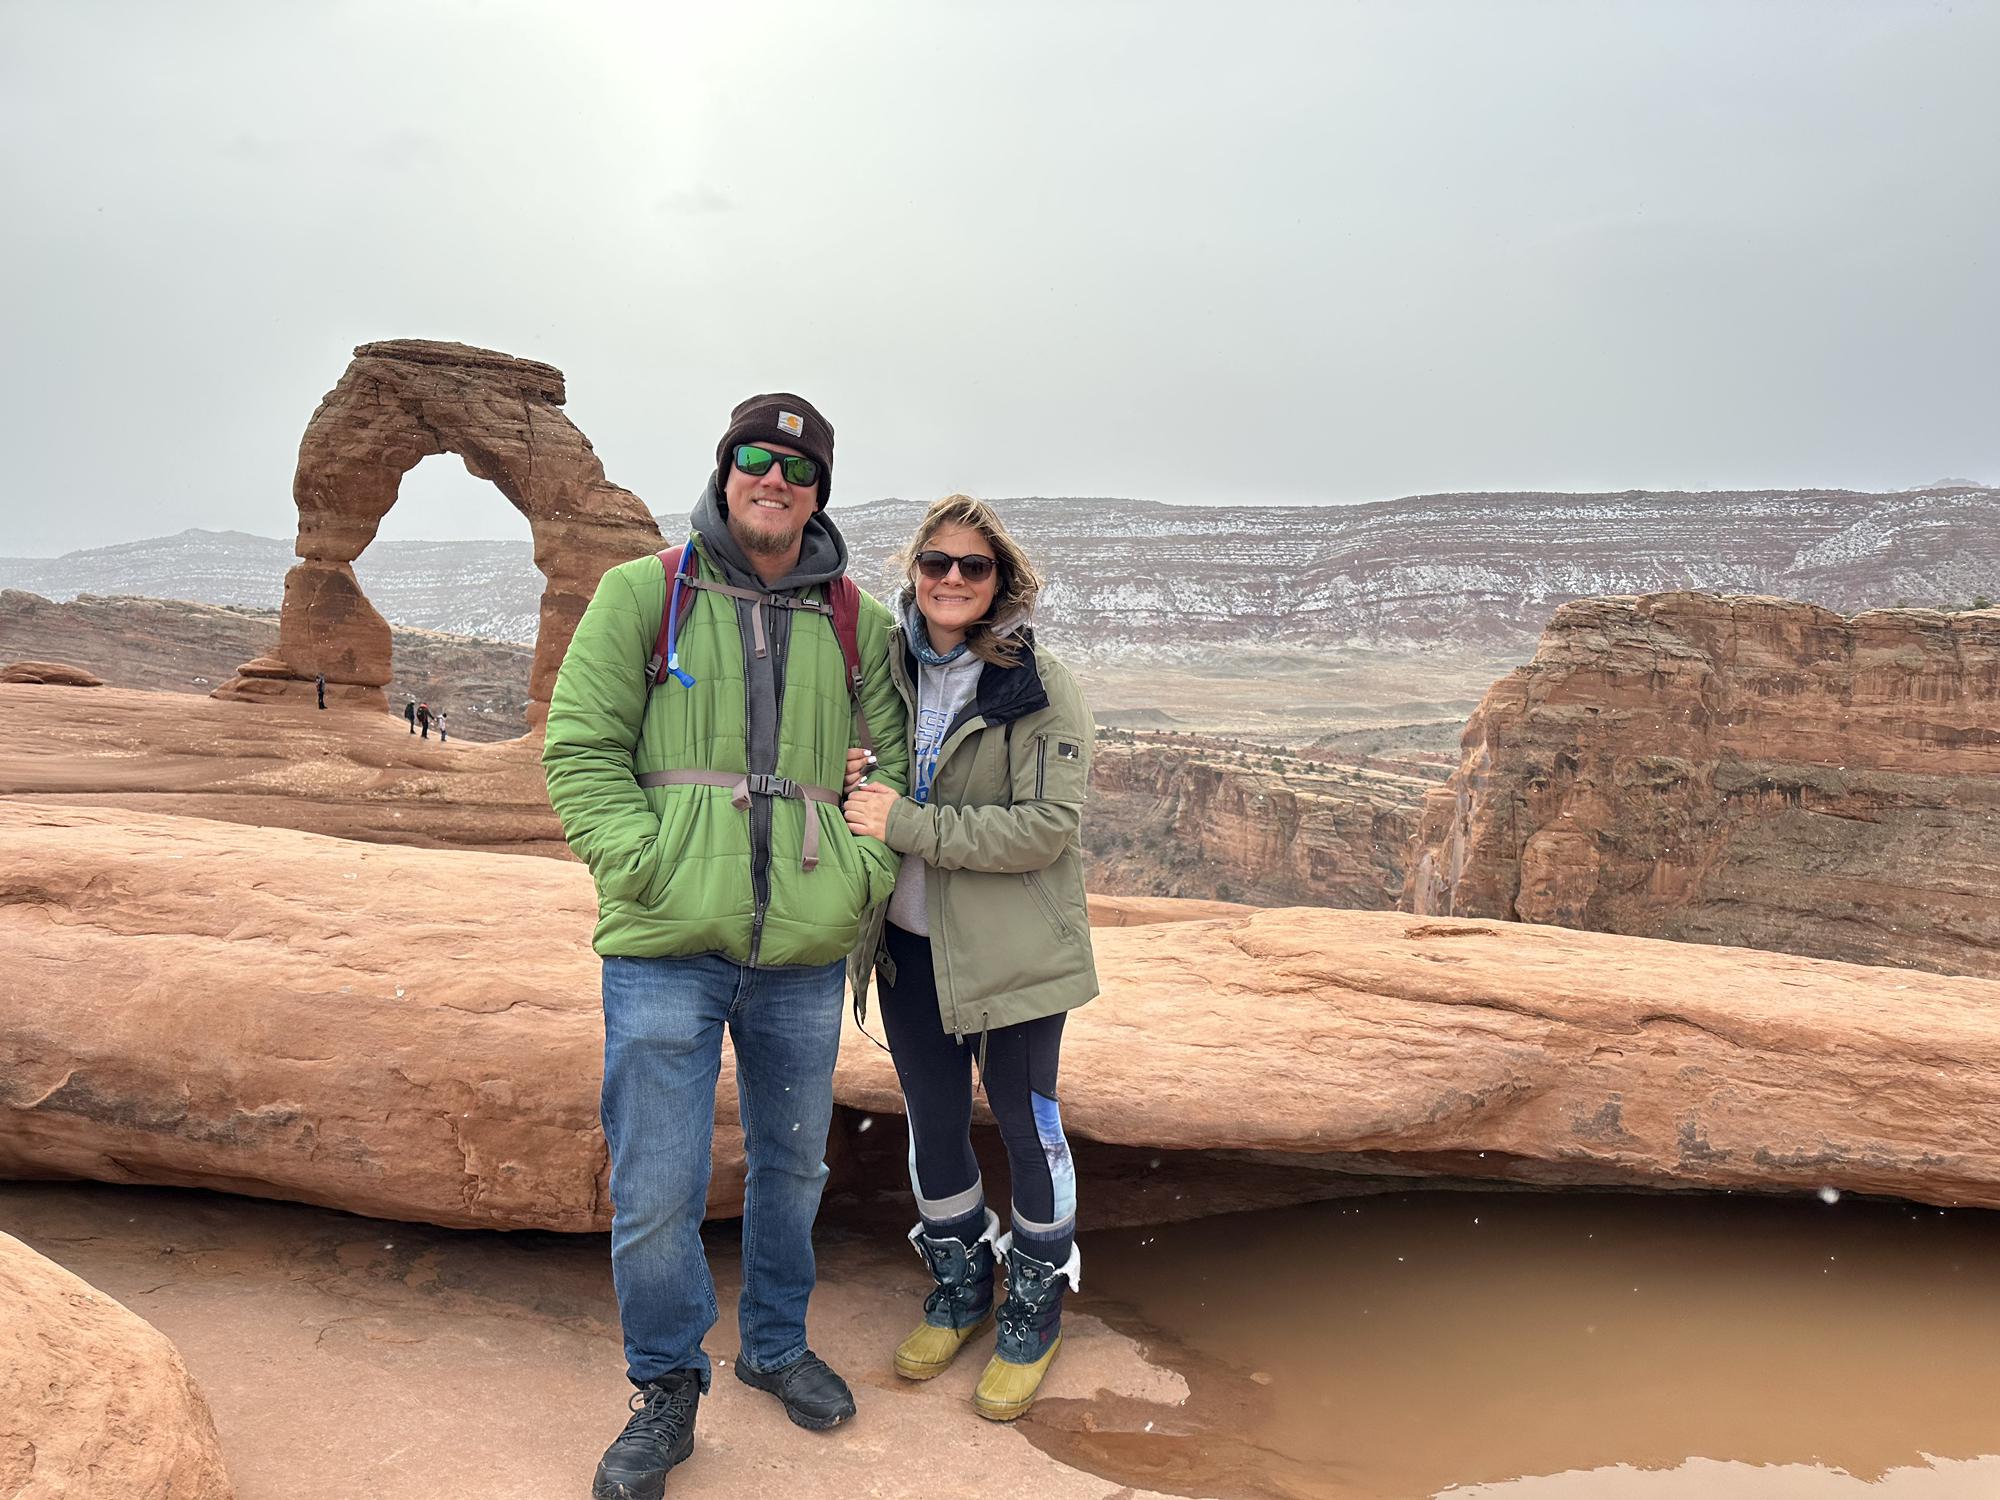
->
[843, 781, 897, 841]
[844, 746, 875, 792]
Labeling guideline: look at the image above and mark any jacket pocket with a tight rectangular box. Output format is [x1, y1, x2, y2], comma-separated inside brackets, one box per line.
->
[1024, 868, 1073, 940]
[633, 783, 706, 911]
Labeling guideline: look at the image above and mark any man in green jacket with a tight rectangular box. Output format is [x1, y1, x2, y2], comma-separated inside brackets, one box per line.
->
[543, 394, 908, 1500]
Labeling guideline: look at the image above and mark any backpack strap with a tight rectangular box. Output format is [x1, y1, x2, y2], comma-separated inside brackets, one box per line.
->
[635, 769, 842, 871]
[645, 544, 698, 691]
[828, 576, 877, 757]
[635, 543, 870, 872]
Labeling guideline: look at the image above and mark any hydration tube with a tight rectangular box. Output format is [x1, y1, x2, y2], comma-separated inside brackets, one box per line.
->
[662, 539, 698, 689]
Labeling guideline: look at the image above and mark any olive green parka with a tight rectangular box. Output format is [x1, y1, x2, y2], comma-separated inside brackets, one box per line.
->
[848, 622, 1098, 1037]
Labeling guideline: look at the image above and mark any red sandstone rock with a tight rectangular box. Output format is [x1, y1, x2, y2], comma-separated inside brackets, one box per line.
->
[1, 660, 104, 686]
[0, 1230, 232, 1500]
[0, 804, 647, 1229]
[1405, 592, 2000, 979]
[213, 340, 660, 722]
[0, 685, 567, 857]
[842, 907, 2000, 1209]
[10, 803, 2000, 1227]
[0, 592, 537, 739]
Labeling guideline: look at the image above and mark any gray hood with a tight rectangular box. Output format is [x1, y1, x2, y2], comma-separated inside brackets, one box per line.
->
[688, 478, 848, 591]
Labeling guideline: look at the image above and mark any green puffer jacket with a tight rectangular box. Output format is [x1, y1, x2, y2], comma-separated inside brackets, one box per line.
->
[543, 539, 909, 964]
[847, 627, 1098, 1037]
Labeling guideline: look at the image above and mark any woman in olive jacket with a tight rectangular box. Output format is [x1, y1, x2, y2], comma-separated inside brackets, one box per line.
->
[842, 494, 1097, 1422]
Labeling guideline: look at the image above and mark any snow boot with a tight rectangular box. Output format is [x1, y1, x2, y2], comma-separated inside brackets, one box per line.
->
[894, 1208, 999, 1380]
[972, 1234, 1079, 1422]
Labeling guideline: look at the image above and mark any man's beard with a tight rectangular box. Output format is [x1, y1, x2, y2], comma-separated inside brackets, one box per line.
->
[735, 515, 803, 559]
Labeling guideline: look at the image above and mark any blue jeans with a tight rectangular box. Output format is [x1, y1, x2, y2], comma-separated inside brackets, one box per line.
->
[600, 952, 846, 1389]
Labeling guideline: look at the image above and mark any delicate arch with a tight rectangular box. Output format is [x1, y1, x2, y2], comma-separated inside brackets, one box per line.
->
[215, 339, 661, 729]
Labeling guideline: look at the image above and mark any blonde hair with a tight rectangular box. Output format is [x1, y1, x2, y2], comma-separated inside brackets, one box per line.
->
[895, 494, 1043, 668]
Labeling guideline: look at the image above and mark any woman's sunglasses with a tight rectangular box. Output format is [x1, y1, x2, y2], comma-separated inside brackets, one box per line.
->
[914, 549, 997, 584]
[734, 444, 820, 488]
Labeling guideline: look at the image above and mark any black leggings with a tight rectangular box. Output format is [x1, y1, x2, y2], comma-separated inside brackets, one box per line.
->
[877, 922, 1075, 1264]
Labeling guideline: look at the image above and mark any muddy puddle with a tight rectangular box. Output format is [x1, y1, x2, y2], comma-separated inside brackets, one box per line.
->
[1031, 1189, 2000, 1499]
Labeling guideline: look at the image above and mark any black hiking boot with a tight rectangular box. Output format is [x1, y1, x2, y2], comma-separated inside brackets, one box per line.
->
[592, 1370, 700, 1500]
[733, 1348, 856, 1430]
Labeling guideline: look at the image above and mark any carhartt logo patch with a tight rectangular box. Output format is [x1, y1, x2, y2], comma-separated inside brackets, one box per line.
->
[777, 411, 805, 436]
[1056, 741, 1080, 760]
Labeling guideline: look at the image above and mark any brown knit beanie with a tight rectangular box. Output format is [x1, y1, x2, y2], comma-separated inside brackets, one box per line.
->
[715, 392, 835, 508]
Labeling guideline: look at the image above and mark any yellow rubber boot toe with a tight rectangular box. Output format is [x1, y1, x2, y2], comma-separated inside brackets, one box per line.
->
[971, 1334, 1062, 1422]
[894, 1313, 991, 1381]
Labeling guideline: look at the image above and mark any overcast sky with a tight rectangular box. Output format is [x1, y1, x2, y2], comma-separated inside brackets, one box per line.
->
[3, 0, 1996, 556]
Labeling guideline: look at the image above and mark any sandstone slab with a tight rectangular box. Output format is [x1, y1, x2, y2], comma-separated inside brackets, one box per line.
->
[1406, 593, 2000, 979]
[0, 1228, 232, 1500]
[839, 907, 2000, 1210]
[0, 684, 566, 857]
[1085, 892, 1257, 926]
[0, 802, 637, 1229]
[9, 803, 2000, 1227]
[1, 659, 104, 686]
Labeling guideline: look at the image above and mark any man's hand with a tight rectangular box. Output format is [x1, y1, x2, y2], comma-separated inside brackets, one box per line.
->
[843, 781, 897, 841]
[844, 747, 874, 792]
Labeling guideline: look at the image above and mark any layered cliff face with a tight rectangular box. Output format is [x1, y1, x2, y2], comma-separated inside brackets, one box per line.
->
[1405, 593, 2000, 978]
[1089, 739, 1436, 907]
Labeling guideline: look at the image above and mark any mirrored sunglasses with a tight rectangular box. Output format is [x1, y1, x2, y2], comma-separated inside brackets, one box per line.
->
[734, 444, 819, 487]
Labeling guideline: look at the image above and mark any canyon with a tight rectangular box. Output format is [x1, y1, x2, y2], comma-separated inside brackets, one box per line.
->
[7, 486, 1996, 661]
[1086, 735, 1437, 906]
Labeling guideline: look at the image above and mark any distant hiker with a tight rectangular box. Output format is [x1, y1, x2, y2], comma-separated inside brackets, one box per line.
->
[843, 495, 1096, 1423]
[416, 702, 432, 739]
[542, 392, 909, 1498]
[315, 673, 326, 710]
[436, 710, 448, 743]
[404, 697, 417, 734]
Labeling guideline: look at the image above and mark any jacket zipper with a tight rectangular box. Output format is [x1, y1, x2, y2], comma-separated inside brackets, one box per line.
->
[932, 865, 965, 1038]
[1025, 869, 1072, 939]
[747, 591, 772, 967]
[1035, 735, 1046, 799]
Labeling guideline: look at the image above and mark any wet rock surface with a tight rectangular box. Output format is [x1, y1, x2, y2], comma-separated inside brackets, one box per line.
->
[1, 1225, 233, 1500]
[1407, 592, 2000, 978]
[1, 1182, 1183, 1500]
